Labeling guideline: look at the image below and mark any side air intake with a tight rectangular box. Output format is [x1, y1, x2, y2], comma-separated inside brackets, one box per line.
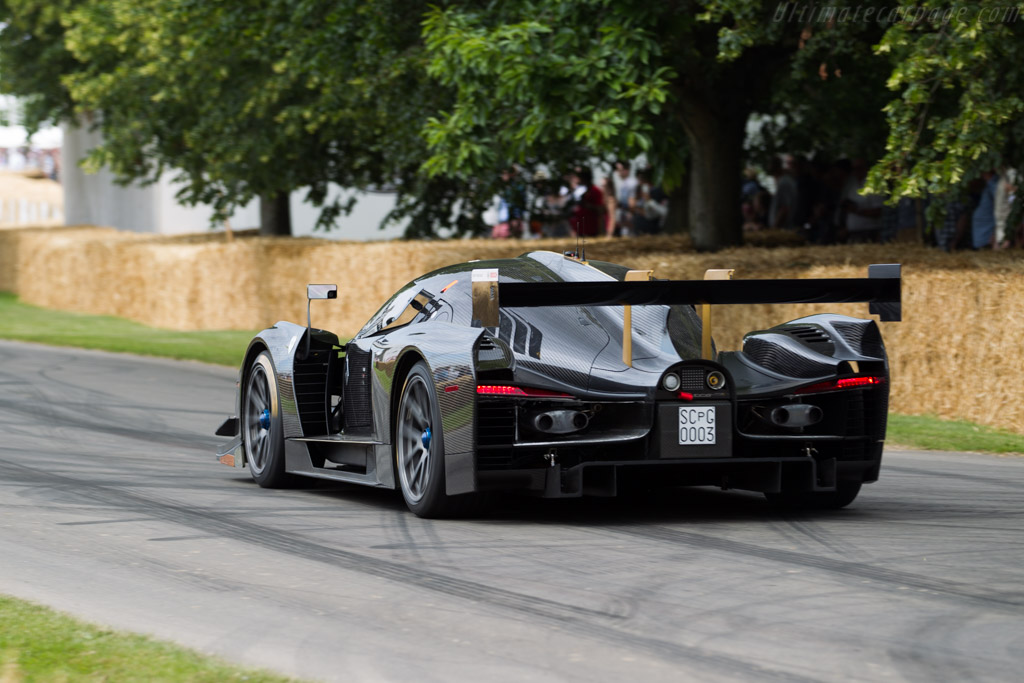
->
[343, 347, 373, 433]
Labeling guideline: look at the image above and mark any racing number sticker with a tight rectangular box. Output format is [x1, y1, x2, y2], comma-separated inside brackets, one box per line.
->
[678, 406, 716, 445]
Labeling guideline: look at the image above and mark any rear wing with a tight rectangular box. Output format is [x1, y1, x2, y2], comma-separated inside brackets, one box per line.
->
[471, 263, 901, 365]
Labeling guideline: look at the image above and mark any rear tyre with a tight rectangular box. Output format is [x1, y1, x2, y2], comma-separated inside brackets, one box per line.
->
[764, 481, 862, 510]
[242, 351, 295, 488]
[395, 361, 474, 518]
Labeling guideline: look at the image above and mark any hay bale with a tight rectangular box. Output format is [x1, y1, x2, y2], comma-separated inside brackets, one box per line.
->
[0, 172, 64, 227]
[5, 225, 1024, 434]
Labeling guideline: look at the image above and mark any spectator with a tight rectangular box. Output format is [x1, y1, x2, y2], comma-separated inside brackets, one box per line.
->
[994, 168, 1016, 249]
[630, 167, 668, 235]
[527, 169, 571, 238]
[524, 169, 548, 238]
[972, 170, 998, 249]
[568, 167, 606, 238]
[935, 194, 969, 252]
[839, 158, 883, 242]
[614, 160, 636, 236]
[802, 159, 838, 244]
[741, 166, 763, 202]
[744, 190, 771, 232]
[569, 167, 587, 203]
[7, 146, 26, 170]
[768, 155, 798, 229]
[792, 155, 820, 231]
[600, 176, 617, 236]
[741, 167, 768, 231]
[882, 196, 921, 243]
[817, 159, 850, 244]
[491, 167, 526, 239]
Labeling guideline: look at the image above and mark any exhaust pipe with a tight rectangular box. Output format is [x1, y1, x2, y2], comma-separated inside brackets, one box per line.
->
[771, 404, 823, 428]
[530, 410, 589, 434]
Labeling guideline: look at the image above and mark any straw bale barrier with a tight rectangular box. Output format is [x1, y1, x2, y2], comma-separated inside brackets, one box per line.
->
[0, 171, 64, 227]
[2, 225, 1022, 433]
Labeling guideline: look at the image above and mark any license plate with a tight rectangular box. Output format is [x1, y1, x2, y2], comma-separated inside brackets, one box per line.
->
[678, 406, 716, 445]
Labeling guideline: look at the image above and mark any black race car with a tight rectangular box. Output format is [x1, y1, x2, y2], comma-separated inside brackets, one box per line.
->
[216, 250, 900, 517]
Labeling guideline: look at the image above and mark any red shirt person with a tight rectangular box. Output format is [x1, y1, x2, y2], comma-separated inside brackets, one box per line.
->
[569, 167, 605, 237]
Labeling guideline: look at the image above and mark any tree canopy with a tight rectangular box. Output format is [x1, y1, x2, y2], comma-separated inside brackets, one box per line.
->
[0, 0, 79, 128]
[865, 1, 1024, 201]
[1, 1, 1022, 246]
[59, 0, 474, 236]
[2, 0, 479, 236]
[421, 0, 896, 248]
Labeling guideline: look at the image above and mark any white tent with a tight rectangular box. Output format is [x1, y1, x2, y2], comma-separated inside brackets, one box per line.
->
[0, 124, 63, 149]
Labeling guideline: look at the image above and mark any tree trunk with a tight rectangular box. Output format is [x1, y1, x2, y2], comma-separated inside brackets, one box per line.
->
[259, 192, 292, 236]
[679, 102, 746, 251]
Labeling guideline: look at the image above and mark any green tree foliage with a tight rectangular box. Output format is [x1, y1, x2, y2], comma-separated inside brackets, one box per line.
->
[421, 3, 677, 182]
[61, 0, 478, 236]
[865, 1, 1024, 201]
[2, 0, 482, 237]
[422, 0, 896, 249]
[0, 0, 80, 130]
[728, 3, 891, 165]
[3, 1, 1023, 244]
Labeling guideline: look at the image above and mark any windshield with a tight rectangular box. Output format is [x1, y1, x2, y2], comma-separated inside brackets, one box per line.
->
[357, 284, 419, 337]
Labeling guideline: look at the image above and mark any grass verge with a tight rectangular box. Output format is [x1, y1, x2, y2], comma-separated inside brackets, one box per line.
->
[887, 414, 1023, 455]
[0, 292, 255, 367]
[0, 594, 293, 682]
[1, 292, 1021, 455]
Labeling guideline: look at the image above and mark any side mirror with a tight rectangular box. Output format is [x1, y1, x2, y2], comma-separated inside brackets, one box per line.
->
[307, 284, 337, 300]
[299, 284, 337, 360]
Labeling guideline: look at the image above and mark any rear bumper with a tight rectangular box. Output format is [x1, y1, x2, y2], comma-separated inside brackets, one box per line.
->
[476, 455, 880, 498]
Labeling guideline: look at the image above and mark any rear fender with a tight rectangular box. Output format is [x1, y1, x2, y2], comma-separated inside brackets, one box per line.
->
[369, 322, 485, 495]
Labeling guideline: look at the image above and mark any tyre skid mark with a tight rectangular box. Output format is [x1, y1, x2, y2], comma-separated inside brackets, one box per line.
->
[772, 515, 860, 557]
[0, 396, 216, 452]
[1, 458, 816, 682]
[600, 524, 1024, 612]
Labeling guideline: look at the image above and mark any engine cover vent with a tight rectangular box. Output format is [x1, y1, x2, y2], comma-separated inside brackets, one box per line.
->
[780, 324, 834, 355]
[743, 336, 835, 379]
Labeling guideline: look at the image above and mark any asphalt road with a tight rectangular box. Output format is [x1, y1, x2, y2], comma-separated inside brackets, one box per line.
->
[1, 339, 1022, 682]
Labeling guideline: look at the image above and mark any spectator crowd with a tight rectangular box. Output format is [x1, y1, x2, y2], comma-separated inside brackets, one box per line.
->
[741, 154, 1023, 251]
[483, 161, 669, 240]
[0, 146, 60, 180]
[484, 155, 1023, 251]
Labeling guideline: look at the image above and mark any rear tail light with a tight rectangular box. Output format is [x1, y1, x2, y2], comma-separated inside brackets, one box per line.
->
[837, 376, 886, 389]
[476, 385, 574, 398]
[795, 376, 886, 394]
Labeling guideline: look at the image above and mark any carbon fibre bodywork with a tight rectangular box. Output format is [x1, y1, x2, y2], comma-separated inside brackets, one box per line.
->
[217, 251, 896, 504]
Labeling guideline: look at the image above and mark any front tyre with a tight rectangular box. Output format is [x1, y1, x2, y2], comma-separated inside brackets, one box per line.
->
[395, 361, 467, 518]
[243, 351, 293, 488]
